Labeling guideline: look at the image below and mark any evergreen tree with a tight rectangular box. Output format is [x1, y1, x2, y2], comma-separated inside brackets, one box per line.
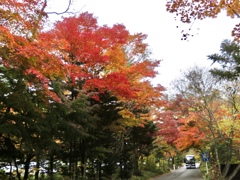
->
[208, 39, 240, 80]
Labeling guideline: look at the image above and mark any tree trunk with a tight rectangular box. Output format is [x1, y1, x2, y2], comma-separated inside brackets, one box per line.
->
[96, 160, 101, 180]
[23, 154, 34, 180]
[80, 140, 87, 179]
[172, 156, 175, 170]
[222, 140, 233, 179]
[13, 157, 22, 180]
[34, 157, 40, 180]
[139, 155, 143, 172]
[73, 139, 79, 180]
[69, 141, 73, 179]
[227, 164, 240, 180]
[49, 155, 54, 180]
[132, 150, 140, 176]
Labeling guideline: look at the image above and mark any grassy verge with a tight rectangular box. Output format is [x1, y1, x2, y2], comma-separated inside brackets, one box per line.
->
[199, 162, 210, 180]
[130, 169, 170, 180]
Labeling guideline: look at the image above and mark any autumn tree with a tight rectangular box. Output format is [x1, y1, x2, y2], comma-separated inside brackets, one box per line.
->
[0, 1, 70, 179]
[154, 96, 181, 169]
[158, 94, 205, 151]
[155, 92, 203, 170]
[1, 1, 165, 179]
[166, 0, 240, 41]
[172, 65, 240, 180]
[40, 11, 164, 179]
[208, 39, 240, 180]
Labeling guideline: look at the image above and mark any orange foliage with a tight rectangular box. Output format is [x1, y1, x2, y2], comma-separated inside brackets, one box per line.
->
[1, 0, 165, 126]
[175, 112, 206, 151]
[156, 95, 206, 151]
[1, 0, 48, 37]
[166, 0, 240, 41]
[45, 12, 164, 107]
[0, 26, 65, 102]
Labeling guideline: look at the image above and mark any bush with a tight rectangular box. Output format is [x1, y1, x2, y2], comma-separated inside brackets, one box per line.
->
[146, 155, 156, 172]
[130, 169, 166, 180]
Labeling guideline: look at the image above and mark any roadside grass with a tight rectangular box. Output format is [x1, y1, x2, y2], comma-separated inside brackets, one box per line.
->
[199, 162, 210, 180]
[130, 169, 169, 180]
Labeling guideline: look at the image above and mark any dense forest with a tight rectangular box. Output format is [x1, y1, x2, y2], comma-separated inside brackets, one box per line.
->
[1, 1, 240, 180]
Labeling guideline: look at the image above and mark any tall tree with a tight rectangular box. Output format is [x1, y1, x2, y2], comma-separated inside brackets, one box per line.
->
[129, 121, 158, 176]
[39, 11, 164, 179]
[1, 1, 165, 179]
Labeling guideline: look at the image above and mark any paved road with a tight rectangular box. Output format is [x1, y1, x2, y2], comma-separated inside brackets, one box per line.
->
[151, 164, 204, 180]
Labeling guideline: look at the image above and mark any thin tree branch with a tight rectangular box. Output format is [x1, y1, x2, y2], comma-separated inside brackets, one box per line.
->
[46, 0, 74, 15]
[227, 4, 240, 18]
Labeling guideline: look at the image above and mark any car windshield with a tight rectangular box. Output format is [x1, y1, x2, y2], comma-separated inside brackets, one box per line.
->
[186, 156, 194, 160]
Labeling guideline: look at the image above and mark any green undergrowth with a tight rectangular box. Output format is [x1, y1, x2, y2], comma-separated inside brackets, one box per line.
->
[130, 169, 169, 180]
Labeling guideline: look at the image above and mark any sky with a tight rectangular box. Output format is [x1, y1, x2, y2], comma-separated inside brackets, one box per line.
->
[47, 0, 239, 90]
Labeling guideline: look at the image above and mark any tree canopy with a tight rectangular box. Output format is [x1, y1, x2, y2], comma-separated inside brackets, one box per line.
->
[0, 1, 166, 179]
[3, 1, 240, 179]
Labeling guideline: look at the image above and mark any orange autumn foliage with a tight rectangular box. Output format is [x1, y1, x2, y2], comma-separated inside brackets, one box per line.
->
[45, 12, 164, 105]
[156, 95, 206, 151]
[175, 112, 206, 151]
[1, 0, 165, 128]
[166, 0, 240, 41]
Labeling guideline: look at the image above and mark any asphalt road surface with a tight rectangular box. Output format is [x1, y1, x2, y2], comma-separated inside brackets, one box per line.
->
[151, 163, 204, 180]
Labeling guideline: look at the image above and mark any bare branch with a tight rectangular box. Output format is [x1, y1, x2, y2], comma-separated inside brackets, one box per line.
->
[46, 0, 74, 15]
